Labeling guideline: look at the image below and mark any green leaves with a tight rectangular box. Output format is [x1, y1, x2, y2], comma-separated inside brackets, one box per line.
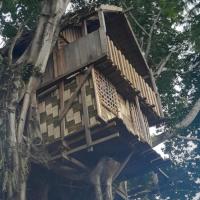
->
[0, 0, 40, 39]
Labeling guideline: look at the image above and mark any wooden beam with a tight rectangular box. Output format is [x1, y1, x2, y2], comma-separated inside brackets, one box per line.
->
[59, 66, 93, 122]
[92, 68, 103, 120]
[63, 132, 120, 156]
[98, 9, 106, 32]
[82, 19, 88, 35]
[113, 151, 134, 181]
[49, 121, 118, 161]
[59, 81, 65, 138]
[79, 74, 93, 149]
[80, 20, 93, 149]
[98, 5, 123, 13]
[37, 85, 58, 99]
[62, 153, 89, 171]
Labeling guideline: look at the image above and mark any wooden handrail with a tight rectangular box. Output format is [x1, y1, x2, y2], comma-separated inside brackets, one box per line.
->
[106, 36, 160, 116]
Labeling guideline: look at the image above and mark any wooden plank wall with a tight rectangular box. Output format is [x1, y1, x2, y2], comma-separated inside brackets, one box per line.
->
[41, 27, 82, 85]
[41, 28, 108, 87]
[62, 29, 107, 76]
[53, 27, 82, 78]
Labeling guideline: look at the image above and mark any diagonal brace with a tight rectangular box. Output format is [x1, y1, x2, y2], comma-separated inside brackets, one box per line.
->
[59, 66, 93, 122]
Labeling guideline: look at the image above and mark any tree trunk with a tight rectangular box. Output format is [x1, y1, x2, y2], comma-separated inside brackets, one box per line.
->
[90, 158, 120, 200]
[1, 1, 71, 200]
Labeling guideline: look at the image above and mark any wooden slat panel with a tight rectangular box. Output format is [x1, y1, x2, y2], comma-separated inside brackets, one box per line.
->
[131, 68, 137, 90]
[121, 54, 127, 78]
[114, 46, 121, 71]
[110, 40, 118, 68]
[62, 30, 107, 77]
[141, 78, 147, 101]
[106, 36, 161, 118]
[118, 50, 126, 77]
[118, 49, 125, 73]
[145, 82, 152, 106]
[126, 60, 132, 84]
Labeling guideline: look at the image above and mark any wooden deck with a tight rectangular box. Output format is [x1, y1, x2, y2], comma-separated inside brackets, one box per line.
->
[45, 118, 169, 182]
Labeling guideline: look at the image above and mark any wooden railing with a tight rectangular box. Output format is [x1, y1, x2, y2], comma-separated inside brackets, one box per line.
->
[107, 36, 160, 116]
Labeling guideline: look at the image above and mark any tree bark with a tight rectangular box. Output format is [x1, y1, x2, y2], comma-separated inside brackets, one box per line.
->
[90, 158, 120, 200]
[175, 97, 200, 129]
[1, 1, 71, 200]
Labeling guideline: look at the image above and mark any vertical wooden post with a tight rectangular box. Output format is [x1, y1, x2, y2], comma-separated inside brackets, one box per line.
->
[135, 96, 148, 142]
[82, 19, 88, 35]
[81, 21, 93, 150]
[98, 9, 106, 32]
[53, 45, 64, 139]
[79, 73, 93, 150]
[59, 81, 65, 139]
[149, 69, 164, 117]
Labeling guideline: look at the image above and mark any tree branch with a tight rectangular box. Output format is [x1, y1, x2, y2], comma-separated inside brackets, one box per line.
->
[175, 98, 200, 129]
[154, 52, 173, 78]
[14, 45, 30, 66]
[152, 97, 200, 146]
[145, 10, 161, 60]
[177, 135, 200, 142]
[17, 0, 71, 144]
[8, 24, 23, 65]
[122, 2, 150, 37]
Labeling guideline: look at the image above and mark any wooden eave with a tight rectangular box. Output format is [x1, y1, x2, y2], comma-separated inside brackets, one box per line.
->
[105, 12, 150, 79]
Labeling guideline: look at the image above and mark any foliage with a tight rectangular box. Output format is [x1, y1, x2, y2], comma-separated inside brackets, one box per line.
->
[0, 0, 40, 40]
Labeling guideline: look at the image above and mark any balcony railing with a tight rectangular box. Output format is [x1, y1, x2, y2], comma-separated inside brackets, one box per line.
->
[106, 36, 160, 116]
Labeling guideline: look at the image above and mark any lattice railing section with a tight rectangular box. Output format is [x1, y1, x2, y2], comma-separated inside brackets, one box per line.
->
[93, 69, 118, 117]
[93, 69, 151, 143]
[38, 76, 99, 143]
[38, 88, 61, 142]
[107, 36, 160, 116]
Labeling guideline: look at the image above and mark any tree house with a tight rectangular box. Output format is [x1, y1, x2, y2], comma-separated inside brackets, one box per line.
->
[35, 5, 168, 199]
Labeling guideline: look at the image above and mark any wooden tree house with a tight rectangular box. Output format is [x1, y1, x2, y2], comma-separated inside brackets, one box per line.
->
[32, 5, 168, 200]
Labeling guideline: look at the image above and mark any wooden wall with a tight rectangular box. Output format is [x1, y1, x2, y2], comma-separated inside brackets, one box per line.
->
[92, 68, 151, 144]
[41, 28, 107, 87]
[37, 24, 155, 145]
[38, 68, 151, 144]
[38, 75, 100, 143]
[41, 27, 82, 85]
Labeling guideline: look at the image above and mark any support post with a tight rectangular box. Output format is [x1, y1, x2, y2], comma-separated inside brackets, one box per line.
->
[98, 9, 106, 32]
[82, 19, 88, 35]
[78, 73, 93, 150]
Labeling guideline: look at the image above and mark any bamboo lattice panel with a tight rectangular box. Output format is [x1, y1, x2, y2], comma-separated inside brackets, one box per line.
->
[63, 76, 99, 136]
[38, 88, 61, 143]
[93, 69, 118, 116]
[38, 76, 99, 143]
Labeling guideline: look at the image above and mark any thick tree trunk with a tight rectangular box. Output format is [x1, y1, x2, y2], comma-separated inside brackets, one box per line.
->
[90, 158, 120, 200]
[1, 1, 71, 200]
